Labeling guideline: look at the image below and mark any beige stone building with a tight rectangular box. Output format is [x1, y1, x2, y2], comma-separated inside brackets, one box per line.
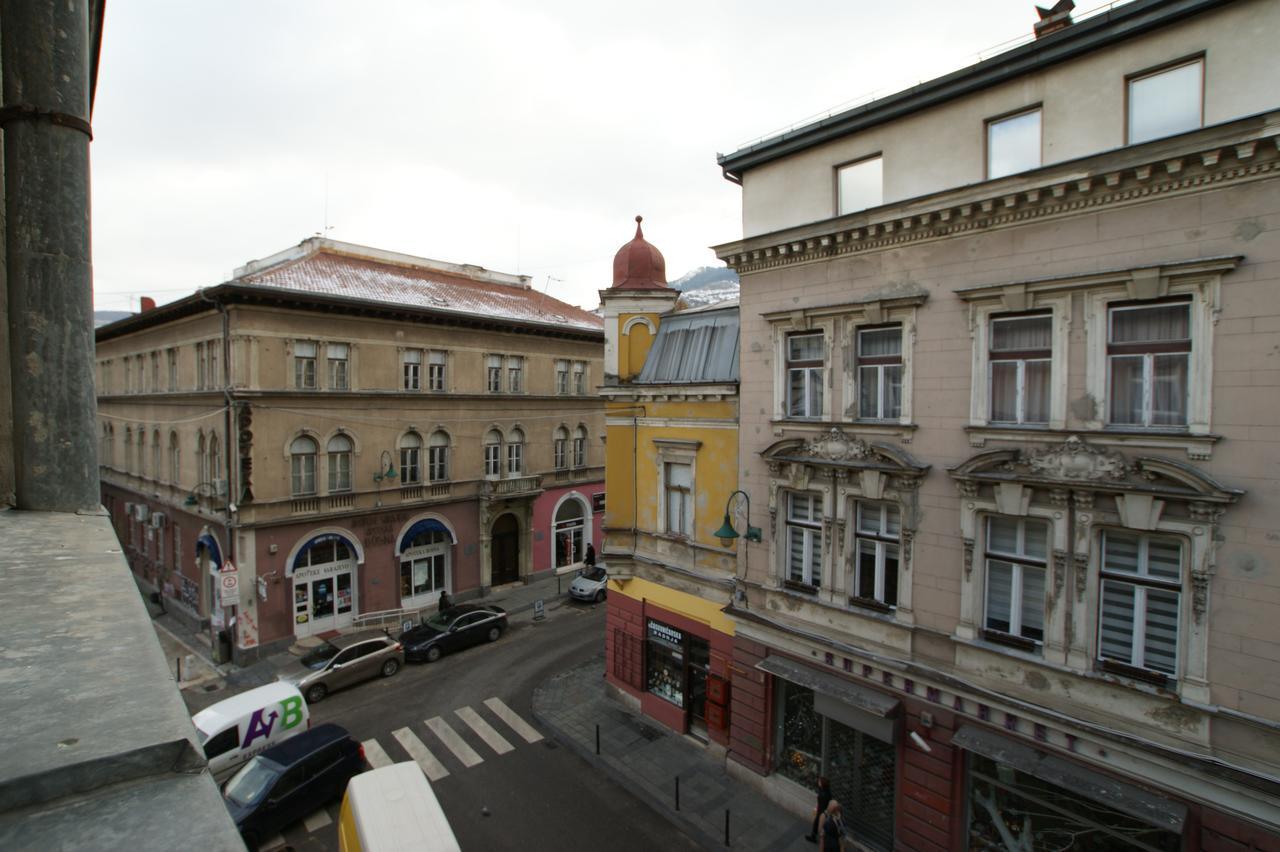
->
[96, 238, 604, 659]
[711, 0, 1280, 848]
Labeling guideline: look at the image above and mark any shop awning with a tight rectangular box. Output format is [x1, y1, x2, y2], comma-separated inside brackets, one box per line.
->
[757, 656, 899, 743]
[398, 518, 455, 553]
[952, 725, 1187, 832]
[195, 532, 222, 573]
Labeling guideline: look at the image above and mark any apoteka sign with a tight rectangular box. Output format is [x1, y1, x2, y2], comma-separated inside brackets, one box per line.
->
[647, 619, 683, 647]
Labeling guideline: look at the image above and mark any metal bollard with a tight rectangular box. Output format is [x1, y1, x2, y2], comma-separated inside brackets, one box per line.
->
[595, 724, 600, 755]
[175, 656, 181, 682]
[724, 809, 730, 846]
[675, 776, 680, 811]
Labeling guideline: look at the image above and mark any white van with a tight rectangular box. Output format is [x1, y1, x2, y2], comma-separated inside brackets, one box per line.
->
[338, 762, 460, 852]
[192, 682, 310, 783]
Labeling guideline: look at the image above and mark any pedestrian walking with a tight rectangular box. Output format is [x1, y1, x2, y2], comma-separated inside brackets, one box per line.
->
[805, 776, 831, 843]
[584, 542, 596, 567]
[437, 590, 452, 613]
[817, 799, 846, 852]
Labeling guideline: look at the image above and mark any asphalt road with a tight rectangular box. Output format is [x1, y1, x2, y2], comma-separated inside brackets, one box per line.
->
[226, 598, 699, 852]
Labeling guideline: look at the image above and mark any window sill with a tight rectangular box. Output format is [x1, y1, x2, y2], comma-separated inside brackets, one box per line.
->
[848, 596, 894, 614]
[980, 629, 1041, 654]
[771, 419, 918, 441]
[1098, 658, 1171, 690]
[782, 579, 819, 595]
[964, 424, 1220, 460]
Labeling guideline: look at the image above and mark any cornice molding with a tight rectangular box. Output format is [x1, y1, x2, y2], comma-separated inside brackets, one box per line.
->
[718, 128, 1279, 276]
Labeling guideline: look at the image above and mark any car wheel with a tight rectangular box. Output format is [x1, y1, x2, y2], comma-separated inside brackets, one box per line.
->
[425, 645, 442, 663]
[381, 658, 400, 678]
[306, 683, 328, 704]
[486, 626, 501, 643]
[593, 589, 606, 604]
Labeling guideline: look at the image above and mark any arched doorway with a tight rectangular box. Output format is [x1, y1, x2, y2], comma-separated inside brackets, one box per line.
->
[398, 517, 455, 610]
[554, 497, 589, 569]
[291, 535, 358, 637]
[491, 513, 520, 586]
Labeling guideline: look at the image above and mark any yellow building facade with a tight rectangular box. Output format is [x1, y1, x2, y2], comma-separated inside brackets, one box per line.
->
[598, 219, 741, 745]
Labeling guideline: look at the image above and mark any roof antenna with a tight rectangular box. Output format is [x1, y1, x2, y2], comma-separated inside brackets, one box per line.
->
[544, 275, 563, 293]
[315, 173, 336, 238]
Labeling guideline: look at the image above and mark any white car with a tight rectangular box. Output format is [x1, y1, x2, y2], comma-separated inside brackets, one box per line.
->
[569, 565, 607, 603]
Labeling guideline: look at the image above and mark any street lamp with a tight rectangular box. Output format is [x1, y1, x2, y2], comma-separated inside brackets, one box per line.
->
[713, 490, 762, 547]
[184, 481, 222, 507]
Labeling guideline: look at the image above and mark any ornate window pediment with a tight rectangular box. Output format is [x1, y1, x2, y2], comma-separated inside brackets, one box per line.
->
[762, 427, 930, 485]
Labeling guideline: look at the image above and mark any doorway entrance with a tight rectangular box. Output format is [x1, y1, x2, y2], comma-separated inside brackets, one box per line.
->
[292, 537, 357, 637]
[687, 637, 711, 740]
[491, 513, 520, 586]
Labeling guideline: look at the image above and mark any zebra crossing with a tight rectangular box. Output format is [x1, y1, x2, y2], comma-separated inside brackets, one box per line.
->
[257, 696, 542, 851]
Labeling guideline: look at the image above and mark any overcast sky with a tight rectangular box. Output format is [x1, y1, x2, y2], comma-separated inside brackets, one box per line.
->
[90, 0, 1087, 313]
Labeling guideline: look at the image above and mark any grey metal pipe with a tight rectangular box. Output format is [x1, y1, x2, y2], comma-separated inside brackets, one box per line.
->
[2, 0, 100, 511]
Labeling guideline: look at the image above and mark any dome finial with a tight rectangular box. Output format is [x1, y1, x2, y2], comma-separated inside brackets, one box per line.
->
[634, 215, 644, 238]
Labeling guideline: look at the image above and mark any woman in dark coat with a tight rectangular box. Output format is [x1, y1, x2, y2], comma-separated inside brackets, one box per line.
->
[806, 776, 831, 842]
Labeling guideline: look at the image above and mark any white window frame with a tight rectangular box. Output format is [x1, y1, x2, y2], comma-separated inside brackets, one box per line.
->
[294, 341, 318, 390]
[427, 432, 450, 483]
[556, 360, 570, 395]
[987, 312, 1053, 426]
[507, 356, 524, 394]
[853, 325, 903, 421]
[850, 501, 901, 607]
[427, 350, 446, 392]
[1104, 300, 1191, 429]
[982, 515, 1049, 648]
[486, 354, 502, 393]
[573, 427, 587, 468]
[785, 491, 824, 588]
[399, 432, 423, 485]
[553, 427, 568, 470]
[327, 343, 350, 390]
[327, 434, 353, 493]
[573, 362, 587, 395]
[290, 435, 318, 496]
[662, 462, 693, 538]
[1096, 529, 1184, 679]
[483, 430, 502, 479]
[654, 439, 699, 540]
[403, 349, 422, 391]
[967, 297, 1069, 430]
[506, 430, 524, 476]
[784, 330, 826, 420]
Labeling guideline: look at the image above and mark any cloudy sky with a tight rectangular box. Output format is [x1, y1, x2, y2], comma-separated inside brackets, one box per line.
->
[90, 0, 1086, 313]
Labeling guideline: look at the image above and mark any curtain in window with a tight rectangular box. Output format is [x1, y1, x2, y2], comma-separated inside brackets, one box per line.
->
[859, 328, 901, 357]
[1151, 354, 1188, 425]
[1111, 304, 1189, 343]
[991, 316, 1051, 350]
[986, 560, 1014, 633]
[1020, 566, 1045, 641]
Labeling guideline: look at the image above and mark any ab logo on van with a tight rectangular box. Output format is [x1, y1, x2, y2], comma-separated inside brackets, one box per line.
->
[241, 696, 306, 749]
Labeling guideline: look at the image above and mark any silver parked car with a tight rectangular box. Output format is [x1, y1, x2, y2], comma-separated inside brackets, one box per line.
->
[277, 631, 404, 703]
[569, 564, 608, 603]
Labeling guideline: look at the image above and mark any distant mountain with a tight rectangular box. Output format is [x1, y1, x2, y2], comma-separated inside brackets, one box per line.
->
[670, 266, 739, 308]
[95, 310, 133, 328]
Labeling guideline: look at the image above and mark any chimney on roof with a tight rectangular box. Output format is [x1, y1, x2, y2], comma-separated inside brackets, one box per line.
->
[139, 296, 156, 312]
[1034, 0, 1074, 39]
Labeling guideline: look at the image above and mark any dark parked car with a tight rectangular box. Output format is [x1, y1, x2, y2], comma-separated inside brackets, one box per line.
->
[222, 723, 366, 849]
[277, 631, 404, 704]
[400, 605, 508, 663]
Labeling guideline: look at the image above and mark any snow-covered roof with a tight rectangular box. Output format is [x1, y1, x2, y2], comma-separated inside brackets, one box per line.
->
[237, 240, 602, 333]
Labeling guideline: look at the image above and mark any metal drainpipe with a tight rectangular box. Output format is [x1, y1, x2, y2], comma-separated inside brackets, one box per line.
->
[199, 288, 237, 658]
[2, 0, 99, 511]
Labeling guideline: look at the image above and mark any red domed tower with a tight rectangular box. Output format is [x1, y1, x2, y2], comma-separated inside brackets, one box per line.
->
[600, 216, 680, 383]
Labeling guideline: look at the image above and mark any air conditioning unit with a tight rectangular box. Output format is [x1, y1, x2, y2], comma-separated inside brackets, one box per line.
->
[124, 501, 135, 517]
[212, 479, 228, 497]
[134, 504, 150, 522]
[151, 512, 167, 529]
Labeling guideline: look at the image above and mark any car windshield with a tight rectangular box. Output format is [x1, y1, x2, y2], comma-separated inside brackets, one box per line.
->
[581, 566, 606, 582]
[223, 757, 279, 806]
[423, 612, 454, 631]
[300, 643, 340, 670]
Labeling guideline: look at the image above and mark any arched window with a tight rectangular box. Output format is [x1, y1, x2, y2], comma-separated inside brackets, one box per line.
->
[152, 429, 162, 481]
[168, 432, 180, 484]
[573, 426, 587, 468]
[483, 429, 502, 478]
[554, 499, 587, 568]
[208, 433, 222, 488]
[138, 428, 147, 478]
[124, 426, 134, 473]
[327, 434, 353, 493]
[106, 423, 115, 467]
[290, 435, 317, 496]
[507, 428, 524, 476]
[400, 528, 450, 603]
[400, 432, 422, 485]
[427, 431, 450, 482]
[553, 426, 569, 470]
[195, 432, 206, 486]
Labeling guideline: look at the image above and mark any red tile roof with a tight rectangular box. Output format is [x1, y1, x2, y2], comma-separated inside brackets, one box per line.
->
[239, 246, 602, 332]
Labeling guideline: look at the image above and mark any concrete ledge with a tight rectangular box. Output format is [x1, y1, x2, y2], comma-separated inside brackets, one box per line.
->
[0, 510, 241, 848]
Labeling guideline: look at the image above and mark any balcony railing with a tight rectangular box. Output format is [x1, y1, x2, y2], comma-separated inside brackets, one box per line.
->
[291, 497, 320, 514]
[480, 475, 540, 496]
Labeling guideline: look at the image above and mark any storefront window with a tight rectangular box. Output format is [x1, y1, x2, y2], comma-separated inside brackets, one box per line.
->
[775, 680, 896, 851]
[646, 620, 685, 707]
[968, 753, 1180, 852]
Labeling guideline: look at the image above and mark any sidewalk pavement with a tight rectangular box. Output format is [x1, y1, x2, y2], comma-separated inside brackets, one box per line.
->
[147, 569, 580, 711]
[533, 654, 816, 852]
